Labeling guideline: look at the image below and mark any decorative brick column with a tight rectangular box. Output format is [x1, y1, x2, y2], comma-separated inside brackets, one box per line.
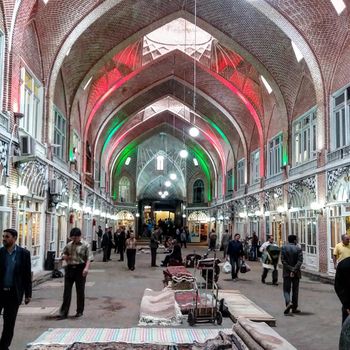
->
[317, 171, 328, 273]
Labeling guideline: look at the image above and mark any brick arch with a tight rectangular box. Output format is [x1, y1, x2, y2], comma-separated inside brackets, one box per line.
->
[93, 79, 244, 170]
[5, 0, 37, 111]
[247, 0, 325, 151]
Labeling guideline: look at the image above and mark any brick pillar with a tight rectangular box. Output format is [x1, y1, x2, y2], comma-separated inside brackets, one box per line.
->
[317, 172, 328, 273]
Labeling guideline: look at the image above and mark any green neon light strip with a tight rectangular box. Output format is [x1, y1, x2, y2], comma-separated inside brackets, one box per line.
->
[207, 119, 230, 145]
[102, 118, 128, 153]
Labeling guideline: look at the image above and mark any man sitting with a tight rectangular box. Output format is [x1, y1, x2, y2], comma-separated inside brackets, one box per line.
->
[161, 244, 183, 267]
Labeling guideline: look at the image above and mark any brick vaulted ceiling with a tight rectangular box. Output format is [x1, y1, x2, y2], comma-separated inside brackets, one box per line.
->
[9, 0, 350, 195]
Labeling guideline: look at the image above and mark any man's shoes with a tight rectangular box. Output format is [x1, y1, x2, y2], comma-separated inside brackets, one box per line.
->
[292, 309, 301, 314]
[261, 279, 265, 284]
[272, 282, 279, 286]
[75, 312, 83, 318]
[56, 314, 67, 320]
[151, 264, 159, 267]
[284, 302, 293, 315]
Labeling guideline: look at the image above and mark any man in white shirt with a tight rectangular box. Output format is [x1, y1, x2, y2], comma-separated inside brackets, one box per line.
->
[260, 235, 280, 285]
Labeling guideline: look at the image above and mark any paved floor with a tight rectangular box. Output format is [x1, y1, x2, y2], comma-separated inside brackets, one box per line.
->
[5, 246, 341, 349]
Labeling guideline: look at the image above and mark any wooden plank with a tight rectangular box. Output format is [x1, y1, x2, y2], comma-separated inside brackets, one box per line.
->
[218, 290, 276, 327]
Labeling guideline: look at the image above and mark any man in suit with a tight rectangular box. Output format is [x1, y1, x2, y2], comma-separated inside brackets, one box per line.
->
[281, 234, 303, 315]
[0, 228, 32, 350]
[335, 256, 350, 324]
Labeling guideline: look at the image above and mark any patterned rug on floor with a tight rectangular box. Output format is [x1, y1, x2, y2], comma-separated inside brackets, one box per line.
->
[27, 327, 233, 350]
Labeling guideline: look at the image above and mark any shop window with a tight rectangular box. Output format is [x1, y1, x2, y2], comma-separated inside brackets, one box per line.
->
[86, 142, 92, 174]
[332, 86, 350, 150]
[250, 150, 260, 184]
[19, 68, 43, 140]
[237, 159, 245, 188]
[0, 31, 4, 106]
[119, 177, 130, 202]
[193, 179, 204, 203]
[53, 107, 66, 160]
[293, 109, 317, 166]
[227, 169, 233, 192]
[268, 134, 283, 177]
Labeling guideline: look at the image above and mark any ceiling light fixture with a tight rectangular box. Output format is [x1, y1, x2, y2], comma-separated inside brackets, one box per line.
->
[169, 173, 177, 180]
[188, 0, 200, 139]
[179, 149, 188, 158]
[189, 126, 199, 137]
[193, 158, 198, 166]
[165, 180, 171, 187]
[125, 157, 131, 165]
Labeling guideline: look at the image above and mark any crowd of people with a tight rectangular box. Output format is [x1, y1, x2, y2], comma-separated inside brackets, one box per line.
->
[0, 223, 349, 349]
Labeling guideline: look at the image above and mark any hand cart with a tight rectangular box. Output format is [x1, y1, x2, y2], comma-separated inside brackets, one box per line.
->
[187, 257, 222, 326]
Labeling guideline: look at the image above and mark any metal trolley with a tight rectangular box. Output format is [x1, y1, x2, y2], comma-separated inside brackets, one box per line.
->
[187, 257, 222, 326]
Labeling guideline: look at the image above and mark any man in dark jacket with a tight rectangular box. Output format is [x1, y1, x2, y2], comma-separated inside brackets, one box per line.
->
[0, 228, 32, 349]
[281, 234, 303, 315]
[227, 233, 244, 280]
[118, 227, 126, 262]
[335, 256, 350, 324]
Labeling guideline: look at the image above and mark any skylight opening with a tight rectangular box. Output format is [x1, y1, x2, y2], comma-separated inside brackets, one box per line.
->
[291, 41, 303, 62]
[193, 158, 199, 166]
[156, 155, 164, 170]
[260, 76, 273, 94]
[125, 157, 131, 165]
[143, 18, 213, 63]
[83, 76, 93, 90]
[330, 0, 346, 15]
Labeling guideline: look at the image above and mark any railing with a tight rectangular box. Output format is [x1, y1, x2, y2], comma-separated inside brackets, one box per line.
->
[0, 112, 9, 132]
[327, 145, 350, 163]
[265, 173, 283, 186]
[289, 159, 317, 177]
[248, 182, 260, 193]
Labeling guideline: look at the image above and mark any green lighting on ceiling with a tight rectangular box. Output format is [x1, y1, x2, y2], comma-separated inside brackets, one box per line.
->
[208, 119, 230, 145]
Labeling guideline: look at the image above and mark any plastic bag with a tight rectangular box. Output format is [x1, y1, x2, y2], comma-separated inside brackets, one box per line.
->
[222, 261, 232, 274]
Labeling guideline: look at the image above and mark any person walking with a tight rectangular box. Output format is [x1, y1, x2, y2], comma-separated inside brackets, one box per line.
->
[335, 256, 350, 324]
[96, 225, 103, 249]
[106, 227, 113, 261]
[260, 235, 280, 285]
[150, 227, 160, 267]
[57, 227, 93, 319]
[209, 229, 217, 251]
[0, 228, 32, 350]
[281, 234, 303, 315]
[227, 233, 244, 280]
[101, 229, 110, 262]
[125, 231, 137, 270]
[118, 227, 126, 262]
[250, 232, 259, 261]
[180, 227, 187, 248]
[333, 234, 350, 269]
[221, 229, 231, 258]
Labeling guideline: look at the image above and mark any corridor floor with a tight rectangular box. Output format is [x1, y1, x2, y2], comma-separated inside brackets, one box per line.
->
[9, 247, 341, 349]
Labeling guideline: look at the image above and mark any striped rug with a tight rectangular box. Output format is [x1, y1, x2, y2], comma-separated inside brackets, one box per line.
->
[29, 327, 232, 346]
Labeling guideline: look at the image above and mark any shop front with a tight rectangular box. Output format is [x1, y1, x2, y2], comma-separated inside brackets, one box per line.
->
[327, 167, 350, 273]
[187, 210, 209, 243]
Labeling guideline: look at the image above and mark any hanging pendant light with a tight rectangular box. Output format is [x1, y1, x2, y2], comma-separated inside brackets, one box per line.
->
[169, 173, 177, 180]
[189, 126, 199, 137]
[179, 149, 188, 158]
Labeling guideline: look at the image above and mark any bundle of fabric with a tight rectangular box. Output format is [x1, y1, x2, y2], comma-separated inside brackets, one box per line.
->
[67, 343, 191, 349]
[233, 317, 297, 350]
[163, 266, 195, 290]
[174, 290, 198, 313]
[139, 288, 183, 326]
[192, 331, 248, 350]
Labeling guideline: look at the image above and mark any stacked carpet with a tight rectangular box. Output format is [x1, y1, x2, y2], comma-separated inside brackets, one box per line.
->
[163, 266, 195, 290]
[27, 328, 233, 350]
[139, 288, 183, 326]
[233, 317, 297, 350]
[218, 290, 276, 326]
